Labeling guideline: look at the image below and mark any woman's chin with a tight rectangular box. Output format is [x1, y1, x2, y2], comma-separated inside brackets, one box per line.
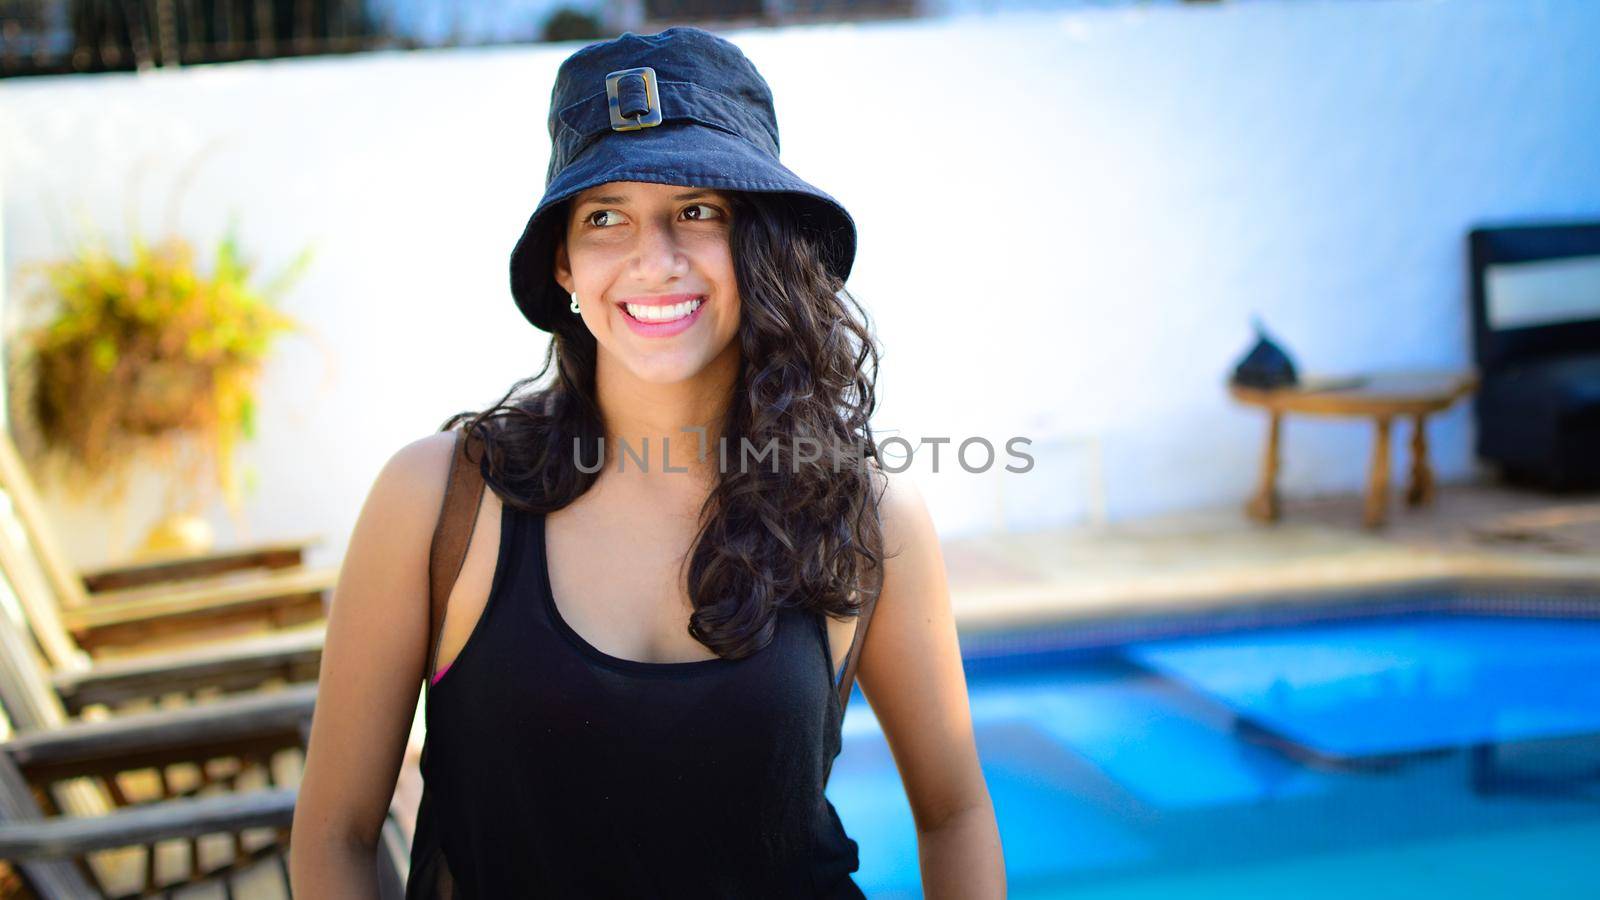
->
[596, 321, 740, 388]
[618, 351, 716, 387]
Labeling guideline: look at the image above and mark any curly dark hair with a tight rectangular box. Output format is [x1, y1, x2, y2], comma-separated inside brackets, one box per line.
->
[439, 190, 887, 660]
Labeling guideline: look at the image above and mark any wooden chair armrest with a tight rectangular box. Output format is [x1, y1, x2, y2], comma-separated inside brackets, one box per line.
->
[79, 535, 325, 593]
[65, 567, 338, 631]
[53, 626, 325, 713]
[4, 684, 317, 782]
[0, 786, 298, 859]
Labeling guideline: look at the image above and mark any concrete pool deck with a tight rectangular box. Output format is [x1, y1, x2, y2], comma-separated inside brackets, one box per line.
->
[940, 479, 1600, 631]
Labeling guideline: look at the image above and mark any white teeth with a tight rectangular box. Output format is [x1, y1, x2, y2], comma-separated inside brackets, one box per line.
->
[625, 298, 702, 322]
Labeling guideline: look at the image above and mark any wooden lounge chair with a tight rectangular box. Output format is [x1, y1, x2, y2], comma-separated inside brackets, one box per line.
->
[0, 581, 321, 895]
[48, 626, 324, 718]
[0, 556, 380, 896]
[0, 532, 322, 704]
[0, 686, 317, 896]
[0, 499, 325, 714]
[0, 620, 401, 897]
[0, 748, 409, 899]
[0, 685, 407, 897]
[0, 429, 327, 595]
[0, 431, 336, 657]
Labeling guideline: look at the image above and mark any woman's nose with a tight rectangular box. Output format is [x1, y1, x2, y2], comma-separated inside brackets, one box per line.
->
[631, 219, 688, 281]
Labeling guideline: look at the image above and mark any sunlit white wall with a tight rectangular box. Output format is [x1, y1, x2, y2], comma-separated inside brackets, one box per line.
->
[2, 0, 1599, 567]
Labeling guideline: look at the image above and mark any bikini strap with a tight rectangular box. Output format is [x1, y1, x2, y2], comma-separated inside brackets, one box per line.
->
[424, 426, 488, 691]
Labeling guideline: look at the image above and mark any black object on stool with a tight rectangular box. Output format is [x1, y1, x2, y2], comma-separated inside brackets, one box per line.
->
[1231, 316, 1300, 389]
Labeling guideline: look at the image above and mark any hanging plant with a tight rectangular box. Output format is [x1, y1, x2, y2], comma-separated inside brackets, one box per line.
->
[10, 225, 312, 524]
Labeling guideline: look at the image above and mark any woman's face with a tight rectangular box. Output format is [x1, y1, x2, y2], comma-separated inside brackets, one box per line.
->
[553, 180, 741, 385]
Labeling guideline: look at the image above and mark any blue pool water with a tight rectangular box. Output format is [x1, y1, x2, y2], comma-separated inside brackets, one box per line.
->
[825, 608, 1600, 898]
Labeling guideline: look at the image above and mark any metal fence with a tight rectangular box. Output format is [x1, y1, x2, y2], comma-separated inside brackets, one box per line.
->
[0, 0, 391, 77]
[0, 0, 927, 79]
[634, 0, 921, 31]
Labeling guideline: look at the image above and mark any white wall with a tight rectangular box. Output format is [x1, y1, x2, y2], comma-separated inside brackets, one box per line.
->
[2, 0, 1599, 567]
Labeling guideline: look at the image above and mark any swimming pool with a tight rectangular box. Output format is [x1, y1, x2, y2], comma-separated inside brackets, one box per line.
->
[826, 582, 1600, 898]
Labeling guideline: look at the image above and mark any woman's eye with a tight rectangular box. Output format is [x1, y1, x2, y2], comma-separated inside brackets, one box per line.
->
[683, 203, 724, 221]
[586, 204, 722, 228]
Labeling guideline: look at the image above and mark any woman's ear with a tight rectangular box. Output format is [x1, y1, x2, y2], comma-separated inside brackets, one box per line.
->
[553, 240, 573, 294]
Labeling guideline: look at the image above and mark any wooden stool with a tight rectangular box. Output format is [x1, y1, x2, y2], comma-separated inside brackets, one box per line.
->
[1228, 370, 1479, 529]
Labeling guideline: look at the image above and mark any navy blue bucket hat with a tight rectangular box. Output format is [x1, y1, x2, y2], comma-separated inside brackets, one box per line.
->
[508, 26, 858, 333]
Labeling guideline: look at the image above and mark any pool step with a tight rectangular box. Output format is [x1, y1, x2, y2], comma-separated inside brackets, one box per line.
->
[1123, 616, 1600, 760]
[974, 674, 1332, 810]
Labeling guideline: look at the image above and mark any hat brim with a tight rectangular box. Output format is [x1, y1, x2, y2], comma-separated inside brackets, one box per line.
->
[509, 122, 857, 333]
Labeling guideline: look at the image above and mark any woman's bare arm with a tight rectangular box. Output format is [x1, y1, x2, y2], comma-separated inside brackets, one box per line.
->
[289, 431, 458, 897]
[858, 468, 1006, 898]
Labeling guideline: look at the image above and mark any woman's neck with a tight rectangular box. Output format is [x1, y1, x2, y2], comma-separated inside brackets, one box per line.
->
[593, 348, 738, 488]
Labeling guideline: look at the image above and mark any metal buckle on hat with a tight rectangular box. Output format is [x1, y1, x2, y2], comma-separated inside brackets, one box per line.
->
[606, 66, 663, 132]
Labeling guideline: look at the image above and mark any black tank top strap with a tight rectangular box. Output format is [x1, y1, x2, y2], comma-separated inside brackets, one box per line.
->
[833, 585, 879, 716]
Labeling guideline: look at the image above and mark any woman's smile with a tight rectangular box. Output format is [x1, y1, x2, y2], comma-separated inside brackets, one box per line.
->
[616, 292, 709, 337]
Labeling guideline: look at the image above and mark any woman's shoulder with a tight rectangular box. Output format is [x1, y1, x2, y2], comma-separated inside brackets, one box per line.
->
[383, 428, 461, 489]
[360, 430, 464, 543]
[865, 458, 931, 560]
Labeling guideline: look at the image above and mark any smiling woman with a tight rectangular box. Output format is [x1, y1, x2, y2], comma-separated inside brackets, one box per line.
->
[559, 183, 738, 362]
[289, 25, 1004, 900]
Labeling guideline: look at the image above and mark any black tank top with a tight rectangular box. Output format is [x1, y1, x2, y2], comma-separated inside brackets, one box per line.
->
[405, 501, 865, 898]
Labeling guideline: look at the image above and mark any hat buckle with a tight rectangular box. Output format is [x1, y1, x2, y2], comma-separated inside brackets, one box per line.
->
[606, 66, 663, 132]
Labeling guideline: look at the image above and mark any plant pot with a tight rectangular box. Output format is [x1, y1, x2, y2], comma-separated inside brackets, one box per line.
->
[136, 511, 215, 559]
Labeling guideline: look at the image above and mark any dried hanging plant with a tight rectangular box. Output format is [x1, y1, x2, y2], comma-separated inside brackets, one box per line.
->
[9, 226, 312, 520]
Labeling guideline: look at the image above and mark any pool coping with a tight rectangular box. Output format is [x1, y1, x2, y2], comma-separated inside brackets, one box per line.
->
[954, 569, 1600, 641]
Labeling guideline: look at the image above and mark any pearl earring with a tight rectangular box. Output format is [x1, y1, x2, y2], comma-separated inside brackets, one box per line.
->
[569, 292, 581, 314]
